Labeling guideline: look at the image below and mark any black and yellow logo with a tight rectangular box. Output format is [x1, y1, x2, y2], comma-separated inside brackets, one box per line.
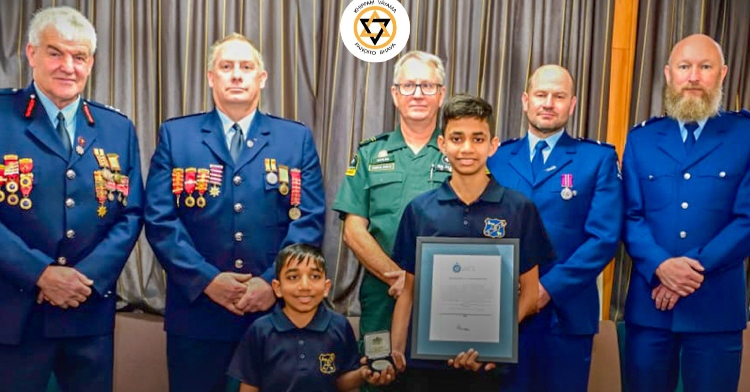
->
[319, 353, 336, 374]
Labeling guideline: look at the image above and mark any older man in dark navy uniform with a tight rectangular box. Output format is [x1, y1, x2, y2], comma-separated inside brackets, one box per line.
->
[0, 6, 144, 392]
[487, 65, 622, 391]
[623, 34, 750, 392]
[145, 33, 325, 392]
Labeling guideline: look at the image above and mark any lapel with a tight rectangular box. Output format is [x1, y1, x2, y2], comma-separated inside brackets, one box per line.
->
[201, 110, 234, 167]
[68, 102, 98, 167]
[534, 132, 575, 186]
[234, 112, 270, 172]
[22, 86, 70, 162]
[508, 136, 534, 185]
[656, 120, 687, 163]
[682, 116, 725, 170]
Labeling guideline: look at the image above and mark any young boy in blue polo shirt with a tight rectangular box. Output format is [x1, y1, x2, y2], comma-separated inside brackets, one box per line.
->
[389, 94, 556, 391]
[227, 244, 394, 391]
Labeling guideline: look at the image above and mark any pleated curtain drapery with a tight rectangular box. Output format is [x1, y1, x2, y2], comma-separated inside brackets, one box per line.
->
[1, 0, 747, 317]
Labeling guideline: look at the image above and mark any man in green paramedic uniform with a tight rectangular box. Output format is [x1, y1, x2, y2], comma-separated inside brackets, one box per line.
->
[333, 51, 449, 388]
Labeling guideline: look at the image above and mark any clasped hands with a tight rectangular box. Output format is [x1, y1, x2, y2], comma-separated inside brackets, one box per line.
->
[652, 256, 705, 311]
[35, 265, 94, 309]
[203, 272, 276, 316]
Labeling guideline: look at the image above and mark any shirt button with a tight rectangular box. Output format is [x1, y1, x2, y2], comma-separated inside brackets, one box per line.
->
[300, 354, 305, 360]
[234, 203, 243, 213]
[298, 340, 304, 346]
[66, 170, 76, 180]
[463, 220, 469, 226]
[679, 231, 687, 239]
[719, 171, 726, 178]
[683, 173, 691, 180]
[65, 198, 75, 208]
[57, 256, 67, 265]
[234, 232, 244, 242]
[681, 202, 688, 209]
[233, 176, 242, 185]
[234, 259, 244, 269]
[66, 230, 76, 239]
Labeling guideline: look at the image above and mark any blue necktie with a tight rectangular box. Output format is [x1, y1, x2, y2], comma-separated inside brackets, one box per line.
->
[229, 123, 243, 162]
[56, 112, 72, 155]
[684, 122, 698, 153]
[531, 140, 548, 181]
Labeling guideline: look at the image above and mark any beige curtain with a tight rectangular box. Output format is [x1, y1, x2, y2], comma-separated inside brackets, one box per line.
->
[1, 0, 615, 315]
[610, 0, 750, 321]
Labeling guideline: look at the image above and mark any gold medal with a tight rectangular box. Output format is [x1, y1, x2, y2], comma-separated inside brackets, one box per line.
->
[0, 190, 5, 203]
[184, 195, 195, 208]
[7, 193, 19, 206]
[288, 207, 301, 220]
[19, 198, 32, 210]
[6, 182, 18, 193]
[209, 187, 221, 197]
[122, 198, 128, 207]
[279, 183, 289, 196]
[97, 205, 107, 217]
[196, 196, 206, 208]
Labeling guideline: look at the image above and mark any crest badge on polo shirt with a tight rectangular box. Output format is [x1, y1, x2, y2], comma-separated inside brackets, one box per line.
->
[483, 217, 507, 238]
[319, 353, 336, 374]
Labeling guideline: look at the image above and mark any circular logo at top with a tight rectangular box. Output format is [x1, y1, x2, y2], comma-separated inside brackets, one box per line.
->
[340, 0, 411, 63]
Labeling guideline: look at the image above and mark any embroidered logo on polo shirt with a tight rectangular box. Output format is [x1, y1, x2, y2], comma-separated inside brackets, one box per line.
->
[319, 353, 336, 374]
[483, 218, 507, 238]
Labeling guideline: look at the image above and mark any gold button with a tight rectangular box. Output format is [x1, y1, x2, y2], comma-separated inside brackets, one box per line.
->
[66, 230, 76, 239]
[57, 256, 67, 265]
[234, 259, 244, 269]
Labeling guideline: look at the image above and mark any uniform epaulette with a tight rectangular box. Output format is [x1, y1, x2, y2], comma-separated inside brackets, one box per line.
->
[0, 88, 20, 95]
[359, 132, 389, 146]
[632, 115, 666, 130]
[499, 137, 521, 146]
[85, 100, 129, 119]
[163, 112, 207, 123]
[266, 112, 308, 127]
[577, 138, 615, 149]
[728, 109, 750, 119]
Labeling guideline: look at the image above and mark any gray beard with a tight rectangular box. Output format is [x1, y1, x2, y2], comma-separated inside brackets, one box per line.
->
[664, 84, 723, 122]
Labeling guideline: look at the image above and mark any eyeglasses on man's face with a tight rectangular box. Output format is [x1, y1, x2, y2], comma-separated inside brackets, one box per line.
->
[394, 82, 442, 96]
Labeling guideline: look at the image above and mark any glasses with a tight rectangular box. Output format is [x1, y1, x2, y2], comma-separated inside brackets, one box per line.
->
[394, 82, 442, 96]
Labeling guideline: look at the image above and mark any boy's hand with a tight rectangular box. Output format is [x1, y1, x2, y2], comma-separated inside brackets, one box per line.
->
[447, 349, 496, 372]
[358, 357, 395, 386]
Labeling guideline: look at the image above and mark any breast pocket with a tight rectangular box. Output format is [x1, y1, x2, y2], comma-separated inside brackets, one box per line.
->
[639, 172, 675, 211]
[366, 171, 404, 218]
[693, 168, 740, 211]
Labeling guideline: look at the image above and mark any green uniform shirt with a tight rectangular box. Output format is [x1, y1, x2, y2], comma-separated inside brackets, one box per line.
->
[332, 126, 451, 337]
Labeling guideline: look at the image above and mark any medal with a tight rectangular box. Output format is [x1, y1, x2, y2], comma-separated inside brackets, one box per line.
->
[561, 174, 574, 200]
[76, 137, 86, 155]
[94, 170, 108, 217]
[118, 175, 130, 206]
[4, 155, 19, 194]
[18, 158, 33, 210]
[264, 158, 278, 185]
[0, 164, 6, 203]
[171, 168, 184, 207]
[195, 168, 209, 208]
[184, 168, 197, 208]
[289, 168, 302, 220]
[278, 165, 290, 196]
[208, 164, 223, 197]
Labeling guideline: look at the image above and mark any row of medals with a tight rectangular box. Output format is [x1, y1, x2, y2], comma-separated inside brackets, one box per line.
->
[0, 156, 34, 210]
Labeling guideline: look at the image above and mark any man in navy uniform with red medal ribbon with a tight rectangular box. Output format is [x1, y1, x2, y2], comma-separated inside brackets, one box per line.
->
[144, 33, 325, 392]
[487, 65, 622, 391]
[0, 6, 144, 392]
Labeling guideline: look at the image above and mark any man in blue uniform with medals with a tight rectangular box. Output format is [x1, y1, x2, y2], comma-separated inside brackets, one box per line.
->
[0, 6, 144, 392]
[487, 65, 623, 391]
[145, 33, 325, 392]
[622, 34, 750, 392]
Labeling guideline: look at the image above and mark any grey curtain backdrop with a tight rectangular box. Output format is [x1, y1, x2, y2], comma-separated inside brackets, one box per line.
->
[609, 0, 750, 321]
[2, 0, 614, 316]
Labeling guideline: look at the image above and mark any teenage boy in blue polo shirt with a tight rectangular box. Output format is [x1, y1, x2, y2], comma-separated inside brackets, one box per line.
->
[228, 244, 395, 391]
[389, 94, 555, 391]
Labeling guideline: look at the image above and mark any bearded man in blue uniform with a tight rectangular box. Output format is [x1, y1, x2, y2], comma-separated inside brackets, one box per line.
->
[0, 6, 144, 392]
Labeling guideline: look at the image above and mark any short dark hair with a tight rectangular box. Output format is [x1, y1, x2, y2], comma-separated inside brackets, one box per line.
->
[275, 244, 327, 277]
[441, 94, 495, 136]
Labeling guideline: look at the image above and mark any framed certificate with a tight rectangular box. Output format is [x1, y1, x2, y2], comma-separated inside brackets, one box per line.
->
[411, 236, 519, 363]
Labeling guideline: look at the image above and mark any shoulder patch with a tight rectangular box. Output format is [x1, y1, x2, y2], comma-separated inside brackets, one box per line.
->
[0, 88, 20, 95]
[632, 115, 666, 130]
[85, 100, 129, 119]
[577, 138, 615, 149]
[163, 112, 207, 123]
[265, 112, 308, 128]
[358, 132, 389, 146]
[500, 137, 521, 146]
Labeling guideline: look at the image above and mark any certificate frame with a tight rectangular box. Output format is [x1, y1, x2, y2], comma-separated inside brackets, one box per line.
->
[411, 236, 519, 363]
